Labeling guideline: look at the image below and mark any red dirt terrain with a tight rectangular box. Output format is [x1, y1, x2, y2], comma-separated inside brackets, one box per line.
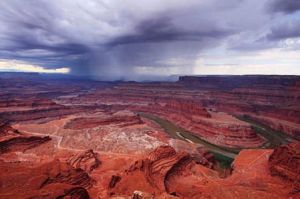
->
[0, 73, 299, 198]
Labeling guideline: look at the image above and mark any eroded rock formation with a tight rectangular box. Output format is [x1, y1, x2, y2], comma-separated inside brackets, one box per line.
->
[68, 149, 101, 173]
[40, 160, 94, 189]
[109, 146, 200, 196]
[269, 141, 300, 192]
[56, 187, 90, 199]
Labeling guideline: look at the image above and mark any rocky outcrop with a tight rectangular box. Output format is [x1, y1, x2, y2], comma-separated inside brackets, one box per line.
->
[0, 122, 21, 143]
[0, 156, 94, 199]
[40, 160, 94, 189]
[109, 146, 192, 196]
[131, 190, 153, 199]
[269, 141, 300, 192]
[108, 145, 300, 198]
[190, 147, 215, 168]
[145, 146, 191, 191]
[0, 122, 20, 136]
[109, 175, 122, 189]
[68, 150, 100, 173]
[56, 187, 90, 199]
[0, 135, 51, 154]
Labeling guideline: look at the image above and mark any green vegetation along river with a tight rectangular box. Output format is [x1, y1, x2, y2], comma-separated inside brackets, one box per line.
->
[138, 112, 236, 168]
[138, 112, 296, 169]
[236, 115, 294, 147]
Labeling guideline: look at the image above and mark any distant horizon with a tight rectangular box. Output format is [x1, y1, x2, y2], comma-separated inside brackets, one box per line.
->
[0, 71, 299, 83]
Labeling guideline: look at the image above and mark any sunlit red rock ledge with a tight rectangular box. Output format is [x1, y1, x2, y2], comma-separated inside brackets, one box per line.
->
[0, 73, 299, 198]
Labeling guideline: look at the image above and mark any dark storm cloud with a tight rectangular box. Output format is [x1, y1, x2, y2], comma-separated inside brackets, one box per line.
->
[2, 1, 116, 73]
[267, 18, 300, 40]
[268, 0, 300, 14]
[109, 17, 232, 46]
[0, 0, 299, 79]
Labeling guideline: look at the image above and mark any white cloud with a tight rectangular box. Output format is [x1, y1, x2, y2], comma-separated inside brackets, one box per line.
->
[0, 59, 70, 74]
[194, 49, 300, 75]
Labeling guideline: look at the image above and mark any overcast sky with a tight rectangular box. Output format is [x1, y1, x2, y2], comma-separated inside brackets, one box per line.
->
[0, 0, 299, 80]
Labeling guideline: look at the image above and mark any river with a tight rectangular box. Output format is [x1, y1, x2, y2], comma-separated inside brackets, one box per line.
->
[138, 112, 237, 168]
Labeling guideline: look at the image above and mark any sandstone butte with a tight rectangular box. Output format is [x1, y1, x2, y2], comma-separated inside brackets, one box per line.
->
[0, 74, 299, 198]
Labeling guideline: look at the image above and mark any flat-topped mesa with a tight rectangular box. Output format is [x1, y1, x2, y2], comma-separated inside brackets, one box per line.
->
[178, 75, 300, 89]
[269, 141, 300, 192]
[64, 111, 143, 130]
